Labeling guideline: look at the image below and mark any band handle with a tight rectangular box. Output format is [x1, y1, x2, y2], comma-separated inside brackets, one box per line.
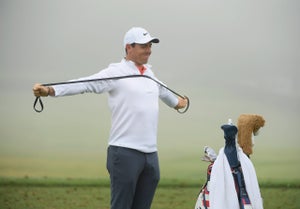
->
[33, 97, 43, 113]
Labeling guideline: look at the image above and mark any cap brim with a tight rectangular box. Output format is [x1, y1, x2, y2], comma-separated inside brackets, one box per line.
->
[135, 37, 160, 45]
[150, 38, 159, 43]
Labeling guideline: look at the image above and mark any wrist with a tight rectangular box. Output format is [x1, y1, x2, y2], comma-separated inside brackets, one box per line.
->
[47, 87, 51, 96]
[47, 86, 55, 96]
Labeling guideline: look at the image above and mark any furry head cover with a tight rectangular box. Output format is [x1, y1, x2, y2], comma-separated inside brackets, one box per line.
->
[237, 114, 265, 156]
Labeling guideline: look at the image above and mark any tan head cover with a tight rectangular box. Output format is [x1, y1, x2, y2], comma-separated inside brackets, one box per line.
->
[237, 114, 265, 156]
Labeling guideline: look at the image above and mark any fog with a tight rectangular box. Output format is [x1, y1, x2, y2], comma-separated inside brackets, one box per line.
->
[0, 0, 299, 178]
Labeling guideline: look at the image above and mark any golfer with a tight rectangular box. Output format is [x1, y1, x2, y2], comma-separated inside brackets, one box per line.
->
[33, 27, 188, 209]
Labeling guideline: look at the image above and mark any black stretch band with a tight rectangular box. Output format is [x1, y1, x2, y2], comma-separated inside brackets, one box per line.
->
[33, 75, 189, 113]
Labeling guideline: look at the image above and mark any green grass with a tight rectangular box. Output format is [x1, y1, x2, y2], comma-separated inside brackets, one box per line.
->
[1, 146, 299, 181]
[0, 177, 299, 209]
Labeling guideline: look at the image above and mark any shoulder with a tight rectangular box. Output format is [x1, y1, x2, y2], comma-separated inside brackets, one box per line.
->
[108, 60, 123, 68]
[96, 60, 125, 77]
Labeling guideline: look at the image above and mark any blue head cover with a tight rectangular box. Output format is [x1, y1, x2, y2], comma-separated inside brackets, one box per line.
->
[221, 124, 239, 168]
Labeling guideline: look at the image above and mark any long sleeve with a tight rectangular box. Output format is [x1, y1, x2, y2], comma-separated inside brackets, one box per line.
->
[159, 83, 179, 108]
[53, 68, 117, 97]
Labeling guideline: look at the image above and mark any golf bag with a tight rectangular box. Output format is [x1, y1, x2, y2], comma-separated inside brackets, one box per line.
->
[194, 163, 213, 209]
[195, 161, 253, 209]
[195, 122, 263, 209]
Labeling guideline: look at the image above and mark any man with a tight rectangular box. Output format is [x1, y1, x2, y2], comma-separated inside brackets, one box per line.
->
[33, 27, 188, 209]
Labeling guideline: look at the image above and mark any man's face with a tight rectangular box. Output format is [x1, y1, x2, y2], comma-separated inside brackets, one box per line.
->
[126, 42, 152, 65]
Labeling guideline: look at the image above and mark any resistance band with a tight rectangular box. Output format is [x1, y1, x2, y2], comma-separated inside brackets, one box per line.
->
[33, 74, 190, 114]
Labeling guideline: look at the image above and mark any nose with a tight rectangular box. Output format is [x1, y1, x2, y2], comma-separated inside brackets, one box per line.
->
[145, 44, 152, 53]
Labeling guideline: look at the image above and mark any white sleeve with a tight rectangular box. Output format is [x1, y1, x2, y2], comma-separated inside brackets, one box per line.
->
[158, 84, 179, 108]
[53, 68, 116, 97]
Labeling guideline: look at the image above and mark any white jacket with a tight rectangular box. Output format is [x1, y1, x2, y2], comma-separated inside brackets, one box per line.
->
[53, 59, 178, 153]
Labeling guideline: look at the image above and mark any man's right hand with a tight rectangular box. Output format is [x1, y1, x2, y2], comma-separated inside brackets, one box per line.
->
[33, 84, 52, 97]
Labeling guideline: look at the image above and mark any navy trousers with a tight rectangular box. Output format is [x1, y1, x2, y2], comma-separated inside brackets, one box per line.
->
[107, 146, 160, 209]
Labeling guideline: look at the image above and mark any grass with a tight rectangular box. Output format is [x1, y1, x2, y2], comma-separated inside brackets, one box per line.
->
[0, 177, 299, 209]
[1, 146, 299, 181]
[0, 186, 109, 209]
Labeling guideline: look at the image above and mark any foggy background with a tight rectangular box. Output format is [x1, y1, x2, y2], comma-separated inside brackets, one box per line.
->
[0, 0, 299, 179]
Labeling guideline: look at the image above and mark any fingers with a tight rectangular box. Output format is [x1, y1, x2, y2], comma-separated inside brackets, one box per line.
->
[183, 97, 188, 107]
[174, 96, 190, 113]
[179, 97, 188, 108]
[33, 83, 41, 96]
[33, 83, 48, 97]
[175, 96, 188, 110]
